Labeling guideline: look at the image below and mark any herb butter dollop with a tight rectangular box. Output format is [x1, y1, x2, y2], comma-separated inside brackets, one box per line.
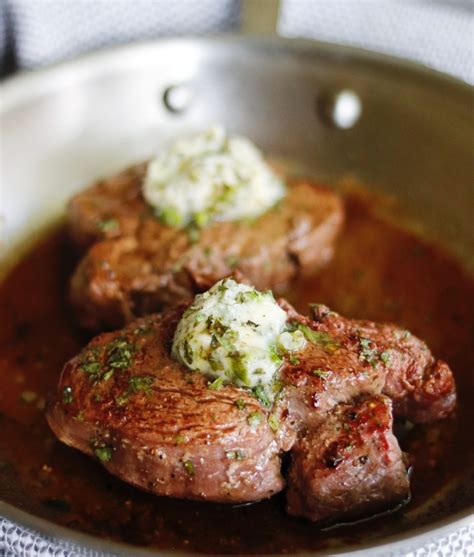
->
[172, 279, 305, 392]
[143, 126, 286, 228]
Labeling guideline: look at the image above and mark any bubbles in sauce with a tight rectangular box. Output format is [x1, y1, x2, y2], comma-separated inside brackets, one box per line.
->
[0, 192, 473, 554]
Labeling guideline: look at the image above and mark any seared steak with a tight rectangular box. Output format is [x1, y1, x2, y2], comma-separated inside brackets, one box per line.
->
[47, 295, 455, 520]
[286, 396, 410, 523]
[67, 166, 344, 330]
[281, 303, 456, 424]
[47, 306, 294, 503]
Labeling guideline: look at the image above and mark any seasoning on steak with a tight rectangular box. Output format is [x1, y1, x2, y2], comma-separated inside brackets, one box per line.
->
[47, 294, 455, 521]
[280, 303, 456, 424]
[47, 306, 295, 503]
[286, 395, 410, 523]
[67, 166, 344, 330]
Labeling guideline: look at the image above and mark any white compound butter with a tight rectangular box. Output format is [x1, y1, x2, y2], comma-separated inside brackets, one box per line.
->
[172, 278, 306, 393]
[143, 126, 286, 228]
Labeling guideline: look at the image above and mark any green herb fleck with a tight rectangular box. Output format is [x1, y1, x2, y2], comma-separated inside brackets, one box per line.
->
[359, 337, 380, 368]
[289, 354, 300, 365]
[183, 459, 195, 477]
[73, 411, 85, 423]
[268, 414, 280, 432]
[62, 386, 73, 404]
[252, 385, 272, 408]
[194, 211, 210, 228]
[133, 324, 153, 335]
[175, 434, 187, 445]
[101, 369, 114, 382]
[116, 375, 155, 406]
[90, 441, 113, 463]
[128, 375, 154, 394]
[226, 450, 246, 460]
[247, 412, 263, 427]
[98, 218, 119, 232]
[289, 322, 340, 353]
[159, 207, 182, 227]
[236, 290, 260, 304]
[79, 348, 102, 378]
[235, 399, 247, 411]
[312, 369, 331, 379]
[105, 338, 136, 370]
[380, 350, 392, 367]
[208, 376, 225, 391]
[115, 393, 129, 406]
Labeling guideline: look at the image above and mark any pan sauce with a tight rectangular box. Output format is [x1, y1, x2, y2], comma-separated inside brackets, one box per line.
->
[0, 190, 473, 554]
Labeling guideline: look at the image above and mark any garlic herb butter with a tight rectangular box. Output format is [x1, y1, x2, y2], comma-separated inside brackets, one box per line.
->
[172, 279, 305, 398]
[143, 126, 286, 228]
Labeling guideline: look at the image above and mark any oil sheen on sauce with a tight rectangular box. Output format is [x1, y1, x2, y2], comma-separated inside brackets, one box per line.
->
[0, 192, 473, 554]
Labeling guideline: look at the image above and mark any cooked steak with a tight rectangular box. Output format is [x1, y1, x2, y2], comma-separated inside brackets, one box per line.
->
[282, 303, 456, 424]
[286, 395, 410, 523]
[47, 306, 294, 503]
[68, 166, 344, 330]
[47, 294, 455, 518]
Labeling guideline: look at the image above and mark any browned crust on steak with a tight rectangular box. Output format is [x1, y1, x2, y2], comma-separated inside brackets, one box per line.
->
[286, 395, 410, 522]
[47, 296, 455, 510]
[287, 303, 456, 423]
[46, 307, 292, 503]
[69, 179, 344, 330]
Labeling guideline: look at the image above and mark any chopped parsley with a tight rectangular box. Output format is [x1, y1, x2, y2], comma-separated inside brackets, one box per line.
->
[226, 450, 246, 460]
[98, 218, 119, 232]
[133, 323, 153, 335]
[380, 350, 392, 367]
[105, 338, 137, 370]
[247, 412, 263, 427]
[116, 375, 155, 406]
[312, 369, 331, 379]
[236, 290, 260, 304]
[288, 354, 300, 365]
[90, 440, 113, 462]
[288, 322, 340, 353]
[359, 337, 380, 368]
[268, 414, 280, 432]
[235, 399, 247, 411]
[62, 386, 73, 404]
[183, 460, 195, 477]
[78, 347, 102, 378]
[128, 375, 154, 394]
[252, 385, 272, 408]
[208, 376, 226, 391]
[159, 207, 183, 227]
[175, 434, 187, 445]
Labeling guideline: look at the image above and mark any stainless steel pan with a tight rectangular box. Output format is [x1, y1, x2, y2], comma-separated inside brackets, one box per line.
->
[0, 37, 473, 555]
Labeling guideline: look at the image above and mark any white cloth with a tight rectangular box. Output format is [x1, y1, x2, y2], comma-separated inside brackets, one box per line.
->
[1, 517, 473, 556]
[278, 0, 474, 84]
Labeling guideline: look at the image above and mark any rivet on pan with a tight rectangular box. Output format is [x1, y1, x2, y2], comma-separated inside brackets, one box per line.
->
[317, 89, 362, 129]
[163, 84, 193, 114]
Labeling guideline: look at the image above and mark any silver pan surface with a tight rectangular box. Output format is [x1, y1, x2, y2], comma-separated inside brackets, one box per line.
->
[0, 37, 473, 555]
